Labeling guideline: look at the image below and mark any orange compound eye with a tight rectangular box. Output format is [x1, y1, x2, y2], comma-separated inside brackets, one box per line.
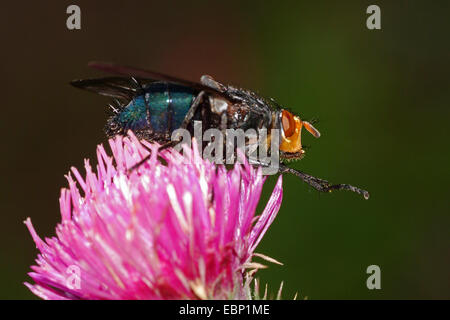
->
[281, 110, 295, 137]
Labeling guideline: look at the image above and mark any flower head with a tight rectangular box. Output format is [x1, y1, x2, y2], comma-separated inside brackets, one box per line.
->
[25, 132, 283, 300]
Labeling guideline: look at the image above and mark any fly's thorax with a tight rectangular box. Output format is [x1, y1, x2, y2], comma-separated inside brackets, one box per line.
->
[223, 86, 274, 129]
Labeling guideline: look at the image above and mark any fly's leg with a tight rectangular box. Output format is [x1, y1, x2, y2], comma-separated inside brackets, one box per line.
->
[235, 158, 370, 200]
[179, 91, 205, 129]
[127, 91, 206, 173]
[280, 164, 370, 199]
[127, 140, 177, 174]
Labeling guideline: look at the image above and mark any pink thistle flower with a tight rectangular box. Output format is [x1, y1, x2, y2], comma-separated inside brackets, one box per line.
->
[25, 132, 283, 300]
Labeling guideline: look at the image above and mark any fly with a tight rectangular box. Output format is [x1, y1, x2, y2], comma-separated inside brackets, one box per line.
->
[71, 62, 369, 199]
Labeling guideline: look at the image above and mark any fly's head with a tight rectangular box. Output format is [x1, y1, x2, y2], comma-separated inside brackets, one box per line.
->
[277, 109, 320, 161]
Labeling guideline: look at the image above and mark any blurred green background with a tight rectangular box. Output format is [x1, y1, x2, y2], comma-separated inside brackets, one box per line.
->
[0, 1, 449, 299]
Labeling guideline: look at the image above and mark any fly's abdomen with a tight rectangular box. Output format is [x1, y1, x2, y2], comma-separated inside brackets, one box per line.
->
[117, 82, 196, 135]
[117, 95, 148, 131]
[170, 86, 196, 130]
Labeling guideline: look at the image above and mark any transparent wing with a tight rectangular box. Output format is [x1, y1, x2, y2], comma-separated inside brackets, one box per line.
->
[87, 61, 221, 94]
[70, 77, 140, 100]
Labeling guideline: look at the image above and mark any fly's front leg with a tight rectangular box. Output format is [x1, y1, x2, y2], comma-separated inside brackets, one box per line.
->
[280, 164, 370, 199]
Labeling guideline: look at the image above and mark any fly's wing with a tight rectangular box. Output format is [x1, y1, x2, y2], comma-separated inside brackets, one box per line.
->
[87, 61, 221, 94]
[71, 77, 140, 100]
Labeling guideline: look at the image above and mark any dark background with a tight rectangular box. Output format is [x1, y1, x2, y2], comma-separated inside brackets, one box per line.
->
[0, 1, 449, 299]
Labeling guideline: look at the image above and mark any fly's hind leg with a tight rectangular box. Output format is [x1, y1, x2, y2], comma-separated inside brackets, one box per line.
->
[280, 164, 370, 200]
[127, 91, 206, 173]
[179, 91, 206, 129]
